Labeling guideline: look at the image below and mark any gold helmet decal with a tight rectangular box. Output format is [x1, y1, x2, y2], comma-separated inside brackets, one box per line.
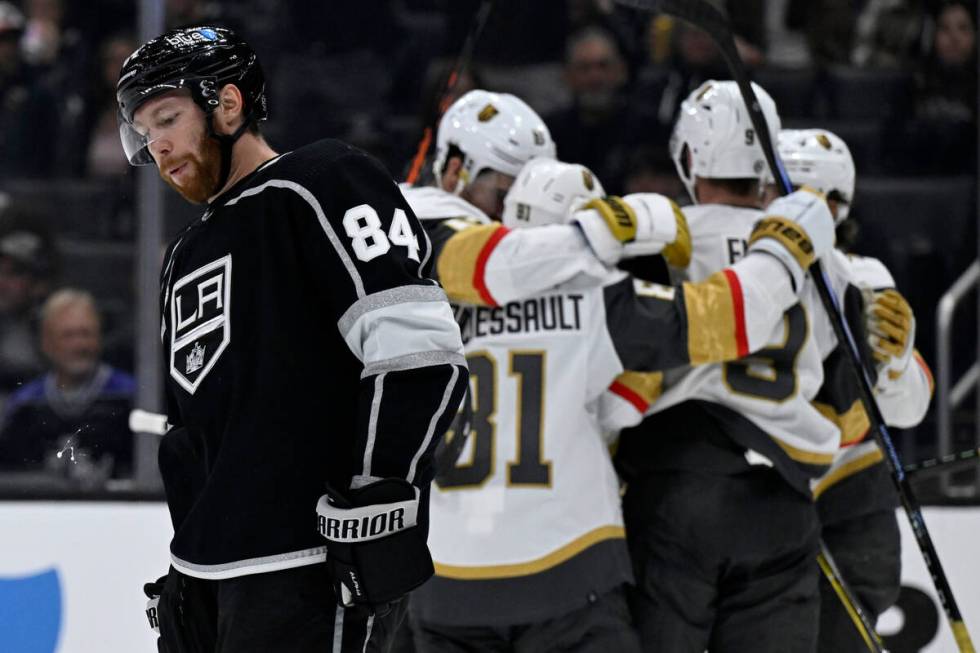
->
[582, 169, 595, 191]
[478, 104, 499, 122]
[816, 133, 833, 150]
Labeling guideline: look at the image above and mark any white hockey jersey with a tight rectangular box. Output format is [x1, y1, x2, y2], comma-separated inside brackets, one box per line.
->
[402, 186, 825, 624]
[608, 203, 855, 492]
[420, 273, 634, 625]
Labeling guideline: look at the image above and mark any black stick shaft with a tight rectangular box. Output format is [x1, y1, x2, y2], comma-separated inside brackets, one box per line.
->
[405, 0, 494, 184]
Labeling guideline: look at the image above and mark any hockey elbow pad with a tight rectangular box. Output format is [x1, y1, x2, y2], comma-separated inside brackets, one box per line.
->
[748, 187, 834, 291]
[316, 478, 433, 611]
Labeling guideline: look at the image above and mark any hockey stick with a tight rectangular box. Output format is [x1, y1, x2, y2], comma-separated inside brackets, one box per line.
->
[404, 0, 495, 184]
[612, 1, 975, 650]
[904, 447, 980, 476]
[817, 542, 885, 653]
[129, 408, 168, 436]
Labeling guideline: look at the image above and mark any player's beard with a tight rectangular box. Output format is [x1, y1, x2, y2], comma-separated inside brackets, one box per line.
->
[160, 132, 223, 204]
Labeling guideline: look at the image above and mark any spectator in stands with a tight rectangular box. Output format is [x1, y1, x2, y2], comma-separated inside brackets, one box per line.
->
[918, 0, 976, 123]
[887, 0, 979, 174]
[21, 0, 64, 68]
[851, 0, 924, 67]
[0, 214, 58, 406]
[87, 33, 136, 177]
[0, 289, 134, 487]
[545, 25, 640, 193]
[632, 19, 732, 152]
[0, 1, 56, 178]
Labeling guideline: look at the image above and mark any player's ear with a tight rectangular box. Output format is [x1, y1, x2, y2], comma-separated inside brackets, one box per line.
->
[215, 83, 245, 135]
[441, 156, 463, 193]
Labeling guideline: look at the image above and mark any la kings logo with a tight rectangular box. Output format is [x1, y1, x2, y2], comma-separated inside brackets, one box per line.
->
[169, 255, 231, 394]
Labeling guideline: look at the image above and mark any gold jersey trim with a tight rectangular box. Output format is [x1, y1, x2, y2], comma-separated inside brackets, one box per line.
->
[612, 370, 664, 411]
[774, 437, 836, 466]
[683, 271, 739, 365]
[438, 224, 504, 305]
[433, 525, 625, 580]
[813, 399, 870, 446]
[662, 203, 692, 268]
[812, 448, 884, 499]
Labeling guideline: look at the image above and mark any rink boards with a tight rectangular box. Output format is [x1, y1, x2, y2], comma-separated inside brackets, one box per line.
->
[0, 502, 976, 652]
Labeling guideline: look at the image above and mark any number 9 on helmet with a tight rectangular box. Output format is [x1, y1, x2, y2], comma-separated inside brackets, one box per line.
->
[669, 80, 781, 204]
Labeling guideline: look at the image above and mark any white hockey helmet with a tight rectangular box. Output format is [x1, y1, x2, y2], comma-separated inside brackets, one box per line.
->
[502, 158, 606, 229]
[777, 129, 855, 223]
[433, 89, 556, 193]
[669, 80, 781, 203]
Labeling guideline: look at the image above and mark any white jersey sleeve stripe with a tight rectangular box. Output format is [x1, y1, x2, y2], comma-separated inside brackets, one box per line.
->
[362, 372, 386, 477]
[407, 364, 461, 484]
[337, 286, 449, 336]
[342, 300, 464, 366]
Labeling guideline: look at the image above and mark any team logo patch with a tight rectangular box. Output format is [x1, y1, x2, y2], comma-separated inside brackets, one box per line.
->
[582, 169, 595, 191]
[477, 103, 498, 122]
[170, 255, 232, 394]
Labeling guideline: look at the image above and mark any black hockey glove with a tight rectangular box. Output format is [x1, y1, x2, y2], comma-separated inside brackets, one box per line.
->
[316, 478, 433, 612]
[144, 574, 167, 635]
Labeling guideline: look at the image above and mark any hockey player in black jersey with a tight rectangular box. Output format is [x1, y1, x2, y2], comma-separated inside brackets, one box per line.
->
[117, 27, 467, 652]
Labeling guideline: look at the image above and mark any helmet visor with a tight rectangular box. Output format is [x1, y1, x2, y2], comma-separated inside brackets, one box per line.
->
[118, 109, 158, 166]
[117, 79, 216, 166]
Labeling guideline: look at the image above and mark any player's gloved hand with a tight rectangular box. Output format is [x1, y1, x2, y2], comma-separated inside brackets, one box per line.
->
[143, 574, 167, 635]
[865, 288, 916, 384]
[620, 193, 692, 267]
[571, 194, 688, 266]
[747, 187, 834, 292]
[316, 477, 433, 613]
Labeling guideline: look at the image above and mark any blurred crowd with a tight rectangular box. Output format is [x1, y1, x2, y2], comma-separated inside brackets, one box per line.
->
[0, 0, 976, 490]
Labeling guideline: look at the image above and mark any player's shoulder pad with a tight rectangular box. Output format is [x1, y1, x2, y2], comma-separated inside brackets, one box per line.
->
[264, 139, 391, 198]
[280, 138, 363, 173]
[400, 185, 491, 224]
[841, 250, 895, 290]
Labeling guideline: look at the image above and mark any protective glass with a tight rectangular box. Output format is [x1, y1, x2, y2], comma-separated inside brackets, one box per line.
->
[118, 109, 159, 166]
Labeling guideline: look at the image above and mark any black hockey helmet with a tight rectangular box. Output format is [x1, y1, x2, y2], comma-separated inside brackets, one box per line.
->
[116, 26, 267, 167]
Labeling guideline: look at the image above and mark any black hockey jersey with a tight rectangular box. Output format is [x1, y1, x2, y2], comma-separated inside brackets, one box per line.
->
[158, 140, 467, 579]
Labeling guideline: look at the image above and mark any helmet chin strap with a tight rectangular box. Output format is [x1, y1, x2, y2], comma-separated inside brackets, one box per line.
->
[206, 111, 253, 192]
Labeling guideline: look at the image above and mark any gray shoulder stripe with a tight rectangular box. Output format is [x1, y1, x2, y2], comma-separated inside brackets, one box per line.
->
[338, 285, 448, 336]
[225, 179, 366, 298]
[361, 351, 467, 379]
